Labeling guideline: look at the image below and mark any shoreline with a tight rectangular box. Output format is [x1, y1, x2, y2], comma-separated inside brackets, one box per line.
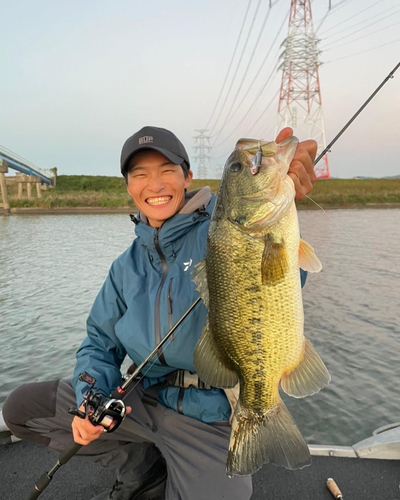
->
[1, 203, 400, 215]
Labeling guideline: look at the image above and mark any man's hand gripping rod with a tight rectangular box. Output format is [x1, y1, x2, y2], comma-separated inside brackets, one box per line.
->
[27, 298, 201, 499]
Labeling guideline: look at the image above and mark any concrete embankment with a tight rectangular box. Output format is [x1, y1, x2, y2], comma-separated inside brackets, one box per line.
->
[2, 203, 400, 215]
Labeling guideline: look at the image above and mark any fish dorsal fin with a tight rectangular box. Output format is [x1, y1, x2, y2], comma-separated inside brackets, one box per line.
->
[261, 234, 288, 285]
[193, 320, 238, 388]
[192, 258, 209, 309]
[298, 238, 322, 273]
[280, 338, 330, 398]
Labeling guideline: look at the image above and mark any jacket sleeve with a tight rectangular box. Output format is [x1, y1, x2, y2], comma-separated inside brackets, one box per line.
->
[300, 268, 307, 288]
[72, 259, 128, 406]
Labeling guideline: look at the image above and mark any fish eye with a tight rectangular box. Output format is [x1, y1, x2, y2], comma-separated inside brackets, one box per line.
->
[229, 162, 242, 172]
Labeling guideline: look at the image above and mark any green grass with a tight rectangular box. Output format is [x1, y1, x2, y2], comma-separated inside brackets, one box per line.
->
[5, 176, 400, 209]
[296, 178, 400, 207]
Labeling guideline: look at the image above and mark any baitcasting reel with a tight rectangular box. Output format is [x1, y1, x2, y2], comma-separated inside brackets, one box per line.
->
[68, 371, 126, 432]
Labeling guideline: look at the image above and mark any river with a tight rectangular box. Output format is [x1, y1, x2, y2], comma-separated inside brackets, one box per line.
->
[0, 209, 399, 446]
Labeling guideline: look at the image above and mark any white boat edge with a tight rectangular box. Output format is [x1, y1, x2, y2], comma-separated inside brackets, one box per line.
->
[1, 408, 400, 459]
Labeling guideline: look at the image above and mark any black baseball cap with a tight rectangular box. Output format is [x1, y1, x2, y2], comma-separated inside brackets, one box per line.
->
[120, 126, 190, 176]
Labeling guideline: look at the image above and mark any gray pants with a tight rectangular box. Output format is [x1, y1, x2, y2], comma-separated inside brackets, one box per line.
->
[3, 379, 252, 500]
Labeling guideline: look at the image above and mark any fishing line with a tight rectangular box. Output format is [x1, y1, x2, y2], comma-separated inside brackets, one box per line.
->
[301, 193, 361, 247]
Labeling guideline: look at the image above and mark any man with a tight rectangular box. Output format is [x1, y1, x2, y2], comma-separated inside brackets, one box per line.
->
[3, 126, 317, 500]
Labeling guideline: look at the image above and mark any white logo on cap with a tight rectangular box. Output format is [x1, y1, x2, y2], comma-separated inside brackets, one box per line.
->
[139, 136, 154, 145]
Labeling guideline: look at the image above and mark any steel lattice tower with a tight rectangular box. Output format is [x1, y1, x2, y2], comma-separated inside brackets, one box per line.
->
[276, 0, 330, 179]
[193, 129, 212, 179]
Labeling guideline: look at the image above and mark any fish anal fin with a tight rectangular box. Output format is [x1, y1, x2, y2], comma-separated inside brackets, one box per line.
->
[193, 320, 238, 388]
[191, 258, 209, 309]
[299, 238, 322, 273]
[226, 399, 311, 476]
[261, 234, 288, 285]
[281, 338, 331, 398]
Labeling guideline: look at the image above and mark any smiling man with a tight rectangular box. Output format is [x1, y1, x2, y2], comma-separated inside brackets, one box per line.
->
[123, 129, 193, 227]
[3, 126, 317, 500]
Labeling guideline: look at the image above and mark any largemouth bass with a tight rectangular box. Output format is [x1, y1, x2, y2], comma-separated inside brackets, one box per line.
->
[192, 136, 330, 476]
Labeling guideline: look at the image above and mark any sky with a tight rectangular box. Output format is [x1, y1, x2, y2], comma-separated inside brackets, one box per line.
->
[1, 0, 399, 179]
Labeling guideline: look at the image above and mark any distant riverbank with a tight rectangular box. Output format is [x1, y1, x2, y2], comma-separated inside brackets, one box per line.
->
[2, 175, 400, 213]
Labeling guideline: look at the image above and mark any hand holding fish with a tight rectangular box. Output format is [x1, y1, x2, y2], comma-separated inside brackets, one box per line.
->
[276, 127, 317, 201]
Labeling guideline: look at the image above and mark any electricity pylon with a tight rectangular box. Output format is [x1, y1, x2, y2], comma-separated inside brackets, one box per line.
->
[193, 130, 212, 179]
[276, 0, 330, 179]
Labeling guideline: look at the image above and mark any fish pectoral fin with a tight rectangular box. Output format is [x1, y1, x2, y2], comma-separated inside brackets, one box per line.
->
[191, 258, 209, 309]
[298, 238, 322, 273]
[226, 399, 311, 475]
[281, 338, 331, 398]
[193, 320, 238, 388]
[261, 234, 288, 285]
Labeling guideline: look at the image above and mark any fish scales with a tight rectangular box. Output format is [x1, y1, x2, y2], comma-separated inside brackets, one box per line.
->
[192, 136, 330, 476]
[207, 204, 304, 411]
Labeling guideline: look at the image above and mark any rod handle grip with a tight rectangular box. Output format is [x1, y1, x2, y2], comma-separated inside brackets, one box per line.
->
[27, 473, 52, 499]
[326, 478, 343, 499]
[59, 441, 83, 464]
[27, 488, 42, 500]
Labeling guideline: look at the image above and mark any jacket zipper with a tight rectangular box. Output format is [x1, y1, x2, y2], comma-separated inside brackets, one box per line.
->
[167, 279, 174, 341]
[154, 227, 168, 365]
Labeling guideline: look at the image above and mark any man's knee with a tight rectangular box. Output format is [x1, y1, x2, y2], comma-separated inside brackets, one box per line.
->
[2, 379, 60, 445]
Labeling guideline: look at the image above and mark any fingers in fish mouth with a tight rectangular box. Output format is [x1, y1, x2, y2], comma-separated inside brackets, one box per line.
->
[145, 196, 172, 206]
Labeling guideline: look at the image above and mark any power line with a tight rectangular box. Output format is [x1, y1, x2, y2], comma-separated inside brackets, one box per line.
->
[204, 0, 254, 130]
[323, 4, 400, 40]
[319, 0, 386, 36]
[245, 89, 279, 136]
[209, 0, 263, 135]
[325, 37, 400, 63]
[211, 3, 273, 145]
[314, 0, 356, 34]
[211, 9, 288, 142]
[213, 89, 279, 160]
[213, 57, 280, 149]
[323, 19, 400, 52]
[322, 8, 400, 49]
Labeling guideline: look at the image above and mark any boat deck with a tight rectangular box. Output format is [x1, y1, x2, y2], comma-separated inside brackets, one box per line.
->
[1, 441, 399, 499]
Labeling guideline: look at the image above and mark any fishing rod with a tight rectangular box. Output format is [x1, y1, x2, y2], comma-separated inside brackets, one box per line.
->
[27, 61, 399, 499]
[27, 298, 201, 499]
[314, 62, 400, 166]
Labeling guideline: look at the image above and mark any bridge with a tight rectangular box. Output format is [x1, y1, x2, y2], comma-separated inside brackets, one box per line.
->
[0, 145, 55, 214]
[0, 146, 53, 185]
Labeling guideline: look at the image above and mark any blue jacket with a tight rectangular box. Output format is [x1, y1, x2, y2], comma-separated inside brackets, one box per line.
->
[72, 190, 307, 424]
[72, 192, 233, 423]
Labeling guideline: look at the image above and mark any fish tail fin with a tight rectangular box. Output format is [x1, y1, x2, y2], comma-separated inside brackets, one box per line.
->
[226, 399, 311, 476]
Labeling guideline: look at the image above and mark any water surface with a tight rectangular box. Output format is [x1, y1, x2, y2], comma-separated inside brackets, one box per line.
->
[1, 209, 399, 446]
